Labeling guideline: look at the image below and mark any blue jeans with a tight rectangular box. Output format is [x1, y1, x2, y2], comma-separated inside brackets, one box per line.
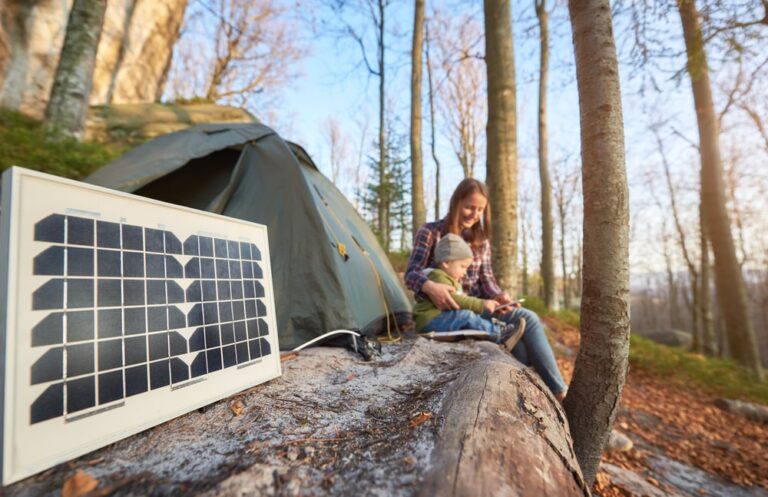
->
[421, 310, 503, 342]
[488, 307, 567, 396]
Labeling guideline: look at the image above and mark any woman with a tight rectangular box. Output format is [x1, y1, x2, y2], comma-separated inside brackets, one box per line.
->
[405, 178, 567, 401]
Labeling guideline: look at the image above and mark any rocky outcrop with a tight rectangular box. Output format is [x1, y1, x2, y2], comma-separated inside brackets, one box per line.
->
[0, 0, 72, 117]
[90, 0, 188, 105]
[85, 102, 256, 142]
[0, 0, 187, 119]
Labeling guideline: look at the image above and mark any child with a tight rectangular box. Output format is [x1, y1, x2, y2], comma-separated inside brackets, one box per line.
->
[413, 234, 525, 351]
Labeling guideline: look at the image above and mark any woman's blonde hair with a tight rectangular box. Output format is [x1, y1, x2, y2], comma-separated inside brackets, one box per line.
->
[442, 178, 491, 248]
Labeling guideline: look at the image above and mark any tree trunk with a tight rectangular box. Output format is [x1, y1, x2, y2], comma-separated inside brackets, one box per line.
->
[484, 0, 518, 293]
[419, 343, 589, 497]
[700, 203, 717, 355]
[377, 0, 389, 252]
[536, 0, 555, 310]
[44, 0, 107, 139]
[522, 222, 529, 296]
[677, 0, 763, 380]
[410, 0, 426, 240]
[560, 217, 570, 309]
[664, 249, 679, 329]
[564, 0, 630, 487]
[425, 21, 441, 220]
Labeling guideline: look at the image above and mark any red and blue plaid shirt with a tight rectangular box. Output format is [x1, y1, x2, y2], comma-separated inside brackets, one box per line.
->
[405, 220, 504, 300]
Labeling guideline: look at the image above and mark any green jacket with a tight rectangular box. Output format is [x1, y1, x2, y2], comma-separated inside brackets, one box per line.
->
[413, 268, 486, 331]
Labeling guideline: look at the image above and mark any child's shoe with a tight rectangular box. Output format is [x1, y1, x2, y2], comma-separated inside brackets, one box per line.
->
[499, 318, 526, 352]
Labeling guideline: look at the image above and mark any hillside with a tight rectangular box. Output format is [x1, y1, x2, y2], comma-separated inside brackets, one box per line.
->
[544, 316, 768, 497]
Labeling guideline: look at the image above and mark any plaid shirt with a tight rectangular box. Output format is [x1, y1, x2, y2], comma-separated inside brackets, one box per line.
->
[405, 220, 503, 300]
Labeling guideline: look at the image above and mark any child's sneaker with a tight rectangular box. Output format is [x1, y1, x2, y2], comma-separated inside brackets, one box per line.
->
[499, 318, 526, 352]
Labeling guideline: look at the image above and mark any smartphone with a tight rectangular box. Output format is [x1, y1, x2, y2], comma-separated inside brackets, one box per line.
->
[494, 298, 525, 313]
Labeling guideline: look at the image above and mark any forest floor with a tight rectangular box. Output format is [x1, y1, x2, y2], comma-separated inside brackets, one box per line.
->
[543, 316, 768, 497]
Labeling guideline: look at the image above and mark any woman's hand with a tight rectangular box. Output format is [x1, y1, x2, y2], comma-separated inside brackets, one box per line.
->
[422, 280, 460, 310]
[494, 292, 513, 305]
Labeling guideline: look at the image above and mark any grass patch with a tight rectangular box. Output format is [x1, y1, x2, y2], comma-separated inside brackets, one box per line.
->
[0, 107, 124, 179]
[522, 295, 581, 328]
[629, 334, 768, 405]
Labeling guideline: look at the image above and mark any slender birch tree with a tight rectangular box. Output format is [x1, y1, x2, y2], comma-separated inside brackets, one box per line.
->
[563, 0, 630, 486]
[45, 0, 108, 139]
[536, 0, 555, 309]
[425, 20, 442, 220]
[410, 0, 426, 239]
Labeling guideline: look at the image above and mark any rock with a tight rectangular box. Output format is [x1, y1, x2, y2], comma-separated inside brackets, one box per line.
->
[714, 398, 768, 425]
[605, 429, 633, 452]
[84, 102, 255, 143]
[600, 463, 680, 497]
[0, 0, 187, 118]
[647, 455, 768, 497]
[0, 0, 72, 117]
[92, 0, 188, 105]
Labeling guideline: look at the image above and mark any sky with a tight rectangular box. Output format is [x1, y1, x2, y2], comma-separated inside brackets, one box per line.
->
[166, 0, 768, 276]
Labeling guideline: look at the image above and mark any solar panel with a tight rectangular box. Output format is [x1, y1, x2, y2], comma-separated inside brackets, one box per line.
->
[0, 167, 281, 484]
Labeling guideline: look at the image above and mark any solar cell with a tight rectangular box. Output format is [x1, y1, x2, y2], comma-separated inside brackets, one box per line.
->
[1, 167, 280, 485]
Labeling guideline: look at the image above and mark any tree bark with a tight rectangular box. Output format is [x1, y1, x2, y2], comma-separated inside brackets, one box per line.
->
[564, 0, 630, 487]
[418, 343, 589, 497]
[676, 0, 763, 379]
[699, 204, 717, 356]
[425, 22, 441, 221]
[410, 0, 426, 241]
[44, 0, 107, 139]
[377, 0, 389, 252]
[484, 0, 518, 293]
[536, 0, 555, 310]
[560, 220, 570, 309]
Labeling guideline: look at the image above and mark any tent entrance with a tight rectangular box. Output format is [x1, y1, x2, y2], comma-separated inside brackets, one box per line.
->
[135, 148, 242, 210]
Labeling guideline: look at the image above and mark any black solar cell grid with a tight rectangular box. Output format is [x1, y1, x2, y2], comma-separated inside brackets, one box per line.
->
[29, 214, 273, 424]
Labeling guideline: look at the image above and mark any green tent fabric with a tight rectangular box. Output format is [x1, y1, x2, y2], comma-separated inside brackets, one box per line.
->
[86, 123, 412, 350]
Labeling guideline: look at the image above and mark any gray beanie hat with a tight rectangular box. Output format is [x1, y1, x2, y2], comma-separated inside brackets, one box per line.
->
[435, 233, 473, 263]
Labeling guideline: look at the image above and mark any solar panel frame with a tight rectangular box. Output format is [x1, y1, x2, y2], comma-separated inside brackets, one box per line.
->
[0, 167, 282, 485]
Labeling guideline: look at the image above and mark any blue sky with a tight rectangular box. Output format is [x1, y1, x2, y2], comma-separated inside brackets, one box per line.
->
[168, 0, 767, 274]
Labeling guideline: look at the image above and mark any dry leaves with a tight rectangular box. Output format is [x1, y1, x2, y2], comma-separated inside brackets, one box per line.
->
[543, 315, 768, 496]
[280, 352, 298, 362]
[62, 470, 99, 497]
[230, 400, 245, 416]
[409, 411, 433, 428]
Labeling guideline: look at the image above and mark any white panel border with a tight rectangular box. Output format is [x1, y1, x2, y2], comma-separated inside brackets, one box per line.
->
[0, 167, 282, 484]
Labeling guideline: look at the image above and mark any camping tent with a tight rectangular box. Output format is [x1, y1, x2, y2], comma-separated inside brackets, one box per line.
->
[85, 123, 412, 350]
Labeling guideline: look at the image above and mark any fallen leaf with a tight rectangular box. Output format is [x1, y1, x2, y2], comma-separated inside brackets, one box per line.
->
[409, 411, 433, 428]
[230, 400, 245, 416]
[62, 470, 98, 497]
[346, 373, 357, 381]
[280, 352, 298, 362]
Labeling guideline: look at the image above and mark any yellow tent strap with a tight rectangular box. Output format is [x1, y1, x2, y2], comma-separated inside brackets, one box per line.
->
[313, 192, 401, 343]
[361, 246, 401, 344]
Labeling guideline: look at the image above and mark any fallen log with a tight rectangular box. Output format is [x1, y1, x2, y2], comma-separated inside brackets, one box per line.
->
[3, 338, 587, 496]
[419, 342, 589, 497]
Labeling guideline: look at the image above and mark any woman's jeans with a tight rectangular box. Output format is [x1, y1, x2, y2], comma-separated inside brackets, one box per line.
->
[490, 307, 567, 395]
[421, 308, 567, 396]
